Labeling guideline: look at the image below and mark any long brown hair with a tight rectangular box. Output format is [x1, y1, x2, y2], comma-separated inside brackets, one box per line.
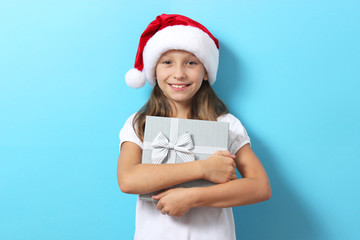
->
[133, 80, 229, 141]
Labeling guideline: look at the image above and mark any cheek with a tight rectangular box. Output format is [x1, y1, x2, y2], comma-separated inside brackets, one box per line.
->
[155, 66, 160, 79]
[155, 67, 168, 81]
[155, 65, 165, 79]
[194, 68, 206, 81]
[196, 72, 206, 83]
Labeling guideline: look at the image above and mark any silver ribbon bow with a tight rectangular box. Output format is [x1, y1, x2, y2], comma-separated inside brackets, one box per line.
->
[151, 132, 195, 164]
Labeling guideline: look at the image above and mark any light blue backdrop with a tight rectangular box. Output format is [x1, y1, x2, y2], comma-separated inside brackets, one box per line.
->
[1, 1, 359, 239]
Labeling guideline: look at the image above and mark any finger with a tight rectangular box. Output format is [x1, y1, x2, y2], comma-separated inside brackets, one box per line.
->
[231, 173, 238, 180]
[161, 208, 168, 215]
[152, 194, 162, 200]
[152, 190, 169, 200]
[217, 151, 236, 159]
[156, 201, 163, 211]
[231, 160, 236, 168]
[152, 195, 160, 200]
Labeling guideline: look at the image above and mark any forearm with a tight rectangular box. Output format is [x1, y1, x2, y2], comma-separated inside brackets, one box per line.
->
[151, 145, 271, 217]
[119, 161, 203, 194]
[191, 177, 271, 208]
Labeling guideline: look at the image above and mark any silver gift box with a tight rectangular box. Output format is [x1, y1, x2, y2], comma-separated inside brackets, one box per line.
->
[140, 116, 229, 201]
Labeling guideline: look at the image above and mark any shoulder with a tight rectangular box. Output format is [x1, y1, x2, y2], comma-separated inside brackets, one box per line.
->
[125, 112, 137, 124]
[120, 112, 138, 133]
[217, 113, 241, 124]
[217, 113, 246, 131]
[217, 113, 251, 155]
[119, 112, 143, 150]
[217, 113, 246, 134]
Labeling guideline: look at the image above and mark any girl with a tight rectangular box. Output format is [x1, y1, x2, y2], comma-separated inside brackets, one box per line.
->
[117, 14, 271, 240]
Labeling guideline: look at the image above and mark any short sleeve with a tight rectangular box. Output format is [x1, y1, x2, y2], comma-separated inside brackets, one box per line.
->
[119, 113, 143, 151]
[217, 113, 251, 155]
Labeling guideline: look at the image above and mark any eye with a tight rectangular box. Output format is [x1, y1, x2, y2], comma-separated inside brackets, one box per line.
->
[187, 61, 197, 65]
[162, 60, 172, 64]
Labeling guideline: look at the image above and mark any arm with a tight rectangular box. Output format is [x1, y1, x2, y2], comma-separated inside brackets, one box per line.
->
[153, 144, 271, 216]
[117, 141, 237, 194]
[193, 144, 271, 207]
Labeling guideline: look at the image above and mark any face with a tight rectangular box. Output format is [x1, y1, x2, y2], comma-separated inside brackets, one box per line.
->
[155, 50, 208, 108]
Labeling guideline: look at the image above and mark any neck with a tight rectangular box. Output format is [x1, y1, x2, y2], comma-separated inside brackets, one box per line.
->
[169, 101, 191, 119]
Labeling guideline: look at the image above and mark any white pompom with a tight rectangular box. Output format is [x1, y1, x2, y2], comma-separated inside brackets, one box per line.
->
[125, 68, 146, 88]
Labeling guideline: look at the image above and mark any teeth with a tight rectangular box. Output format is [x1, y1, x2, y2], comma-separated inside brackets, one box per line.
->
[170, 84, 187, 88]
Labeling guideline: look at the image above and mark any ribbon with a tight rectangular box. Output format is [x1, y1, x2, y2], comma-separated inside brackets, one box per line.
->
[151, 132, 195, 164]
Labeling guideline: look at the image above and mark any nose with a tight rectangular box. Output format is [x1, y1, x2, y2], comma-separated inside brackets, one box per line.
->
[173, 64, 186, 80]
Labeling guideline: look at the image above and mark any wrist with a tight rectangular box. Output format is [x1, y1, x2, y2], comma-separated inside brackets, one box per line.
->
[188, 187, 203, 208]
[195, 160, 206, 180]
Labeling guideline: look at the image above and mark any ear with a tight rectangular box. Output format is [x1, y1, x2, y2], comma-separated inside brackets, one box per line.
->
[203, 71, 208, 81]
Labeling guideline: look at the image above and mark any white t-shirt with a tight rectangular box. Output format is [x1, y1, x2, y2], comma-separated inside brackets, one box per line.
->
[119, 113, 251, 240]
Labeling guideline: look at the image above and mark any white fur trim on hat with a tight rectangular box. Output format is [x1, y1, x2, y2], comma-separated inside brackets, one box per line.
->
[143, 25, 219, 86]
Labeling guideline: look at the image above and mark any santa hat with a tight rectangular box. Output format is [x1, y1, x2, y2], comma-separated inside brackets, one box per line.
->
[125, 14, 219, 88]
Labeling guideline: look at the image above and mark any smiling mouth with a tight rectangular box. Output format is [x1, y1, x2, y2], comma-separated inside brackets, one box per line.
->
[169, 84, 191, 89]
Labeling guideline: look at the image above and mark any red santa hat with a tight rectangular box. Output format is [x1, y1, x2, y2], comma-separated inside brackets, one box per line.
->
[125, 14, 220, 88]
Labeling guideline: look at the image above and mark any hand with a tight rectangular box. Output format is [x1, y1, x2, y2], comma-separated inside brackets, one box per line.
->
[199, 151, 237, 184]
[152, 188, 196, 217]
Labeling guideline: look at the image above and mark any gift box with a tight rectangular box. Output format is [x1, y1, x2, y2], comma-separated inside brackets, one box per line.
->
[140, 116, 229, 201]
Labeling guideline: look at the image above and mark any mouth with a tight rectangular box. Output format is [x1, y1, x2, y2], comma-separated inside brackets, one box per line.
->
[168, 83, 191, 90]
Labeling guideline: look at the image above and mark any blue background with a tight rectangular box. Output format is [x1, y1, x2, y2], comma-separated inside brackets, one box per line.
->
[1, 1, 359, 239]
